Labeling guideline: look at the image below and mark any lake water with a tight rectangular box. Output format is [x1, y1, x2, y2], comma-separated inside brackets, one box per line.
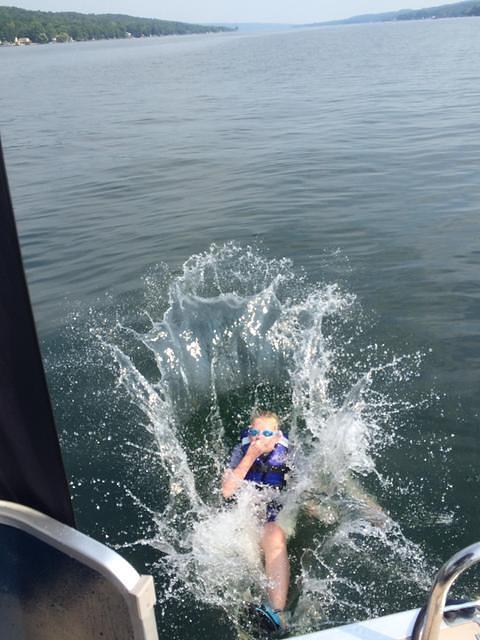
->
[2, 18, 480, 638]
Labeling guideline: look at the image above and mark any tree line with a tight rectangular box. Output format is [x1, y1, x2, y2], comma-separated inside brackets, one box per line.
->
[313, 0, 480, 26]
[0, 6, 232, 44]
[396, 0, 480, 20]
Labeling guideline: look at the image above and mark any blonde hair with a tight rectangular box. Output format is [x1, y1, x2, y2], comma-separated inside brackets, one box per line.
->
[250, 410, 280, 428]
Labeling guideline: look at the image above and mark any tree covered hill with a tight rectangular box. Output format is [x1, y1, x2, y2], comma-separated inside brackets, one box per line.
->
[0, 6, 232, 44]
[395, 0, 480, 20]
[307, 0, 480, 26]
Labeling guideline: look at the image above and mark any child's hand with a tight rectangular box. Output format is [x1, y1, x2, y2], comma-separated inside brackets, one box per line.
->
[249, 430, 282, 456]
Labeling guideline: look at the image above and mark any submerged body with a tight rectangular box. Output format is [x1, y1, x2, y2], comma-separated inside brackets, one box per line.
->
[222, 412, 290, 630]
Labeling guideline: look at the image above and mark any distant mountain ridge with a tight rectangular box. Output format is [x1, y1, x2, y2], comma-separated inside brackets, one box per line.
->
[305, 0, 480, 26]
[210, 23, 294, 32]
[0, 6, 231, 44]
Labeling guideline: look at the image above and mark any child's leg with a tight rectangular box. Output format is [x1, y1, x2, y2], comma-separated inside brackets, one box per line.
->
[260, 522, 290, 611]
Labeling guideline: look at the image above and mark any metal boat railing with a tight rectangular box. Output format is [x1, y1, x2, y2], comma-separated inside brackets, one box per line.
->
[413, 541, 480, 640]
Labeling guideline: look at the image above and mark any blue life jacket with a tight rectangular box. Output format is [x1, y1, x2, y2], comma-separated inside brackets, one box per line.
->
[240, 428, 289, 490]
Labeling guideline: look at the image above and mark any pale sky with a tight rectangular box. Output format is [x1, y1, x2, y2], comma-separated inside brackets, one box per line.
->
[6, 0, 462, 24]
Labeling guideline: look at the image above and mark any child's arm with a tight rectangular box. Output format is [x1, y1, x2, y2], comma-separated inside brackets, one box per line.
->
[221, 435, 281, 499]
[221, 447, 259, 499]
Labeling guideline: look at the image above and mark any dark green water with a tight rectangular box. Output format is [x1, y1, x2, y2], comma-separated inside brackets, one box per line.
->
[2, 19, 480, 638]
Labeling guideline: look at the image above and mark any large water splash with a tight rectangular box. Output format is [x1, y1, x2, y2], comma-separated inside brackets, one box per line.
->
[98, 243, 432, 636]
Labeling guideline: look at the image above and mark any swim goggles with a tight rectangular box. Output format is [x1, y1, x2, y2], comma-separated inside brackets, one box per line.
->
[248, 428, 277, 437]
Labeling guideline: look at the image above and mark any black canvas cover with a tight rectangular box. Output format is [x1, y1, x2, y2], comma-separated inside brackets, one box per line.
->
[0, 139, 75, 527]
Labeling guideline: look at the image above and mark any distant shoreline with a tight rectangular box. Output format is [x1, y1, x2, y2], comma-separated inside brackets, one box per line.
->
[0, 6, 234, 47]
[303, 0, 480, 28]
[1, 31, 231, 48]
